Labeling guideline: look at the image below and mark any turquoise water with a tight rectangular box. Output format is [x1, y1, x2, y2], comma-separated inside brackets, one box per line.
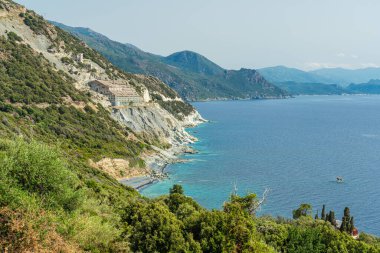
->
[142, 95, 380, 235]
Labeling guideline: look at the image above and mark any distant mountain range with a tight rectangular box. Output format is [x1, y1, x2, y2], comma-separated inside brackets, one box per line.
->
[52, 21, 380, 98]
[52, 21, 288, 101]
[310, 68, 380, 85]
[346, 79, 380, 94]
[258, 66, 333, 84]
[258, 65, 380, 86]
[258, 66, 380, 95]
[275, 82, 347, 95]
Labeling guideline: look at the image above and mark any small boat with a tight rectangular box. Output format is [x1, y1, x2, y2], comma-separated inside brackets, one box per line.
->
[336, 176, 344, 183]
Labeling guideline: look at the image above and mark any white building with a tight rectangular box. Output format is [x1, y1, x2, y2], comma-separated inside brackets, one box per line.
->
[76, 53, 84, 63]
[89, 80, 143, 106]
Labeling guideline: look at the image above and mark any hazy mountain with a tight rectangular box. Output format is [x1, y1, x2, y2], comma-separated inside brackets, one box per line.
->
[310, 67, 380, 86]
[258, 66, 333, 84]
[258, 65, 380, 94]
[52, 21, 288, 101]
[276, 82, 347, 95]
[346, 79, 380, 94]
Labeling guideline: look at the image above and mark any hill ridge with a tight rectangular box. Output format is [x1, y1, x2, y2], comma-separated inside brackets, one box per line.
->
[52, 21, 289, 101]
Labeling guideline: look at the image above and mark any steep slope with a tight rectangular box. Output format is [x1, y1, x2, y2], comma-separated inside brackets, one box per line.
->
[164, 50, 224, 75]
[52, 22, 288, 101]
[311, 67, 380, 86]
[0, 1, 203, 182]
[221, 68, 286, 98]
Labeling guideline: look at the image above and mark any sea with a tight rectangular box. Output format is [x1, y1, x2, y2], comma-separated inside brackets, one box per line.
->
[142, 95, 380, 236]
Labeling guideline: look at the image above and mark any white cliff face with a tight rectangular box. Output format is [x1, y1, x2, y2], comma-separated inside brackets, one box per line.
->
[112, 103, 197, 146]
[112, 102, 205, 176]
[182, 110, 207, 127]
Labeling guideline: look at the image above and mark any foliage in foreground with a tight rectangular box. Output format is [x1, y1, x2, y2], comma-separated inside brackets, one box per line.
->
[1, 139, 380, 252]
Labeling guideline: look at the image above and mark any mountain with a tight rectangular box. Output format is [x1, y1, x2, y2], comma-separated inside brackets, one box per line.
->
[51, 21, 289, 101]
[257, 66, 349, 95]
[347, 79, 380, 94]
[258, 66, 380, 95]
[310, 67, 380, 86]
[276, 82, 347, 95]
[164, 50, 224, 76]
[258, 66, 333, 84]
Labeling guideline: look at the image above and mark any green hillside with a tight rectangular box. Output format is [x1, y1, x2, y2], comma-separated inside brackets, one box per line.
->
[51, 21, 289, 101]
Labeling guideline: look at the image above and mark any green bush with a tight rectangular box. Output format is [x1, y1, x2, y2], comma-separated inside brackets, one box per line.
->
[0, 138, 82, 211]
[7, 31, 22, 42]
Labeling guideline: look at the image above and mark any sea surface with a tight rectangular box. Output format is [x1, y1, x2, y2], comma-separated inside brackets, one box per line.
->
[142, 95, 380, 235]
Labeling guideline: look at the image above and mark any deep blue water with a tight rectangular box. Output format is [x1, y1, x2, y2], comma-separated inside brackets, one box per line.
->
[142, 95, 380, 235]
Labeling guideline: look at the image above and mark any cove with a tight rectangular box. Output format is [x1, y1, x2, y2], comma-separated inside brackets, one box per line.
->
[142, 95, 380, 236]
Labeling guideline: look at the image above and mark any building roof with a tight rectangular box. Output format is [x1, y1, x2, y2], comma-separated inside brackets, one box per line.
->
[93, 80, 140, 97]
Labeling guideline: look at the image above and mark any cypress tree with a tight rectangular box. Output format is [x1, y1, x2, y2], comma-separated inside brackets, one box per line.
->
[321, 204, 326, 221]
[329, 211, 336, 226]
[344, 207, 350, 217]
[315, 210, 319, 220]
[340, 207, 352, 233]
[349, 217, 355, 233]
[340, 217, 347, 232]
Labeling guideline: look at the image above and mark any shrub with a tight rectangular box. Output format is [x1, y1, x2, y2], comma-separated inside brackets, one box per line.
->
[7, 31, 22, 42]
[0, 207, 80, 252]
[0, 139, 82, 211]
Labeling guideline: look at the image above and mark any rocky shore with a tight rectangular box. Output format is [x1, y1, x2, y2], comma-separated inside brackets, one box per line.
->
[120, 110, 206, 190]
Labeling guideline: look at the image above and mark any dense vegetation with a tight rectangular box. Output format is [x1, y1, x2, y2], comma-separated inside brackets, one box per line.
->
[157, 100, 195, 120]
[2, 139, 380, 252]
[0, 35, 87, 104]
[0, 33, 147, 163]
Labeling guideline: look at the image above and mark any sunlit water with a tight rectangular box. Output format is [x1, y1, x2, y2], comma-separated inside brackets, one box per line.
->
[142, 95, 380, 235]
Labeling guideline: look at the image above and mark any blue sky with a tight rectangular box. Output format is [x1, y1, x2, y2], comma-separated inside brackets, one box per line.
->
[16, 0, 380, 70]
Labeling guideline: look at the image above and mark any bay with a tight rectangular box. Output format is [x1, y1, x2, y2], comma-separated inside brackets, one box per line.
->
[142, 95, 380, 235]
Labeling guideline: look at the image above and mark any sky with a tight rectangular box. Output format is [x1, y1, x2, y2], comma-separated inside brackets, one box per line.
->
[15, 0, 380, 71]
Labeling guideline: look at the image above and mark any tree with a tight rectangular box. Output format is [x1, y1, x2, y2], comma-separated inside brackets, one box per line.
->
[170, 184, 184, 195]
[349, 217, 355, 233]
[344, 207, 350, 217]
[340, 207, 354, 233]
[315, 210, 319, 220]
[292, 204, 312, 219]
[327, 210, 336, 226]
[321, 204, 326, 221]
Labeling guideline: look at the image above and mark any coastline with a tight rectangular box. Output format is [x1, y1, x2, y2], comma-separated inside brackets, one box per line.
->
[120, 138, 198, 191]
[120, 111, 206, 191]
